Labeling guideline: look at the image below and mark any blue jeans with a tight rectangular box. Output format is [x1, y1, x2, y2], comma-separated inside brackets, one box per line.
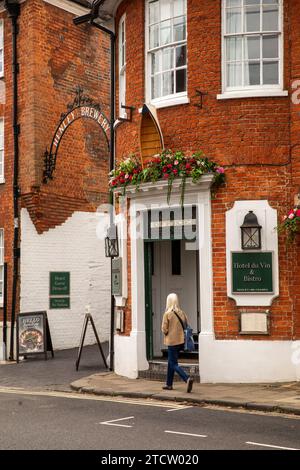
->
[166, 345, 189, 387]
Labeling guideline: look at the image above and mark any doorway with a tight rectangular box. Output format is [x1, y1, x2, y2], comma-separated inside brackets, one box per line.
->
[145, 240, 200, 360]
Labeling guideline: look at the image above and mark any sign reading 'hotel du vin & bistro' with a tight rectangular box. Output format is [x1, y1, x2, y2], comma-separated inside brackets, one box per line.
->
[232, 252, 273, 294]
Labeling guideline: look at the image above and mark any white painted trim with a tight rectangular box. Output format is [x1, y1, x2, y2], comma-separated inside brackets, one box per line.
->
[42, 0, 89, 16]
[114, 177, 214, 379]
[217, 90, 288, 100]
[220, 0, 285, 96]
[0, 178, 4, 184]
[122, 175, 214, 198]
[226, 200, 279, 307]
[151, 95, 190, 109]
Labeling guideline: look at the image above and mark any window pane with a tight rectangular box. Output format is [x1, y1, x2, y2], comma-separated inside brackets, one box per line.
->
[226, 9, 242, 34]
[226, 0, 242, 6]
[174, 0, 186, 17]
[161, 0, 172, 21]
[160, 20, 172, 45]
[226, 37, 242, 61]
[149, 1, 159, 24]
[152, 74, 161, 99]
[263, 5, 279, 31]
[227, 62, 242, 87]
[245, 62, 260, 85]
[162, 71, 174, 95]
[173, 16, 186, 42]
[244, 0, 260, 4]
[263, 35, 278, 58]
[150, 24, 160, 48]
[176, 68, 186, 93]
[151, 51, 160, 74]
[245, 35, 260, 60]
[176, 45, 186, 67]
[263, 61, 279, 84]
[0, 25, 3, 49]
[244, 6, 260, 32]
[162, 48, 173, 71]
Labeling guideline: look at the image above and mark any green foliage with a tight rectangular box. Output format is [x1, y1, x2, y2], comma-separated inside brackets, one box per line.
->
[109, 150, 226, 205]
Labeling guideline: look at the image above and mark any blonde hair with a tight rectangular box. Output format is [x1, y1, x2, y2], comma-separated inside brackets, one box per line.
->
[165, 293, 181, 314]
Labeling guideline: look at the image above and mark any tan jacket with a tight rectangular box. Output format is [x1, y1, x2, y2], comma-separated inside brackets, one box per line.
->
[161, 308, 188, 346]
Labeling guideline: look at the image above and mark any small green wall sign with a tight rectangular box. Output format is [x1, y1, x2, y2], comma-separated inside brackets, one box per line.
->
[232, 252, 273, 294]
[50, 272, 70, 296]
[50, 297, 70, 309]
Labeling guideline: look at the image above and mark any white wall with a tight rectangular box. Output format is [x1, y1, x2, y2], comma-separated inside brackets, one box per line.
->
[199, 333, 300, 383]
[20, 209, 111, 350]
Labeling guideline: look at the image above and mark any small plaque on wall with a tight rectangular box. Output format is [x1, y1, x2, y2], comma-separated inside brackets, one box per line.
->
[240, 312, 269, 335]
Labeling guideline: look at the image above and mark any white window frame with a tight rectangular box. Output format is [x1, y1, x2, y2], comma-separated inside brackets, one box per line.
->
[0, 118, 4, 184]
[218, 0, 288, 100]
[119, 14, 127, 119]
[0, 20, 3, 79]
[145, 0, 190, 109]
[0, 229, 4, 307]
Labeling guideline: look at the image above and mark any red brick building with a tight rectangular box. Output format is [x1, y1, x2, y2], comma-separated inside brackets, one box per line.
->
[92, 0, 300, 382]
[0, 0, 112, 359]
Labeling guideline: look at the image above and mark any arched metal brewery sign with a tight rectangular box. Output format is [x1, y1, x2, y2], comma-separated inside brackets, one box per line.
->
[43, 87, 111, 183]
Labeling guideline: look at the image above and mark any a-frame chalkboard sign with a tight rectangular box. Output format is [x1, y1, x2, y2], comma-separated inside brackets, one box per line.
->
[16, 311, 54, 363]
[76, 313, 108, 371]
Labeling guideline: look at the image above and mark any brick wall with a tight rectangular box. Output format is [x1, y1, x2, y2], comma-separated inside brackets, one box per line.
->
[0, 0, 111, 324]
[114, 0, 300, 341]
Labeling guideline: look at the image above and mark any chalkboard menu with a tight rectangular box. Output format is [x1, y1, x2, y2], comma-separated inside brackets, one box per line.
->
[16, 311, 54, 362]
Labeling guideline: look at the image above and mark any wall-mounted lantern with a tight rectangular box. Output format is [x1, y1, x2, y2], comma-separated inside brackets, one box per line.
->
[105, 223, 119, 258]
[241, 211, 262, 250]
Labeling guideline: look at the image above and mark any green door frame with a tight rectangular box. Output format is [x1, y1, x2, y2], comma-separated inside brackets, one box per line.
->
[144, 242, 154, 360]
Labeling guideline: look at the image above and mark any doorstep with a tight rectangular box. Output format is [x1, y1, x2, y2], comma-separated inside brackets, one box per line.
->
[138, 359, 200, 383]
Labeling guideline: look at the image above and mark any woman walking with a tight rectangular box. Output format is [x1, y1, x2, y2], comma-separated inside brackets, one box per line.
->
[161, 293, 194, 393]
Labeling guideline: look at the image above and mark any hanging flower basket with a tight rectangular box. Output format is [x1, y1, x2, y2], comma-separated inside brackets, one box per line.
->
[109, 150, 226, 205]
[277, 207, 300, 244]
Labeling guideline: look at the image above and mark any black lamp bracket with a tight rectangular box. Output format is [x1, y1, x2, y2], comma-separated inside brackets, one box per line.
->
[194, 89, 208, 109]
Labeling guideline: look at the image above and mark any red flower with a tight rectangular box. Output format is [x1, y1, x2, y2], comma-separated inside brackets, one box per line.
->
[173, 169, 178, 175]
[163, 166, 168, 173]
[163, 173, 169, 179]
[167, 164, 173, 169]
[185, 163, 192, 170]
[296, 209, 300, 218]
[119, 178, 125, 184]
[133, 169, 139, 174]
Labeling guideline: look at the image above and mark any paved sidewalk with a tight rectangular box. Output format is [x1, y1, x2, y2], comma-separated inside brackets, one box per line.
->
[71, 372, 300, 416]
[0, 344, 109, 391]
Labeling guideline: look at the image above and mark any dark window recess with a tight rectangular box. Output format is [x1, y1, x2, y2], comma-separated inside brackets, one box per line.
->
[172, 240, 181, 275]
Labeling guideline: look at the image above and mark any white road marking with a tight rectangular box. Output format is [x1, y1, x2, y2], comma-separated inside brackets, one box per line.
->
[0, 387, 185, 410]
[100, 416, 135, 428]
[166, 406, 193, 412]
[165, 430, 207, 438]
[246, 441, 300, 451]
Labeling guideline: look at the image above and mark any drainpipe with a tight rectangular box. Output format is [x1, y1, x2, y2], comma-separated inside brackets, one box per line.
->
[4, 1, 20, 361]
[74, 14, 116, 371]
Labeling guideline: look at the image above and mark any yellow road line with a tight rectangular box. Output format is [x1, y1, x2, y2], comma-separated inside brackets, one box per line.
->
[0, 387, 188, 409]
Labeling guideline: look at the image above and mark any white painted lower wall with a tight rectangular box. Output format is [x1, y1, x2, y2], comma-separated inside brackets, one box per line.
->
[114, 331, 149, 380]
[199, 333, 300, 383]
[20, 209, 111, 350]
